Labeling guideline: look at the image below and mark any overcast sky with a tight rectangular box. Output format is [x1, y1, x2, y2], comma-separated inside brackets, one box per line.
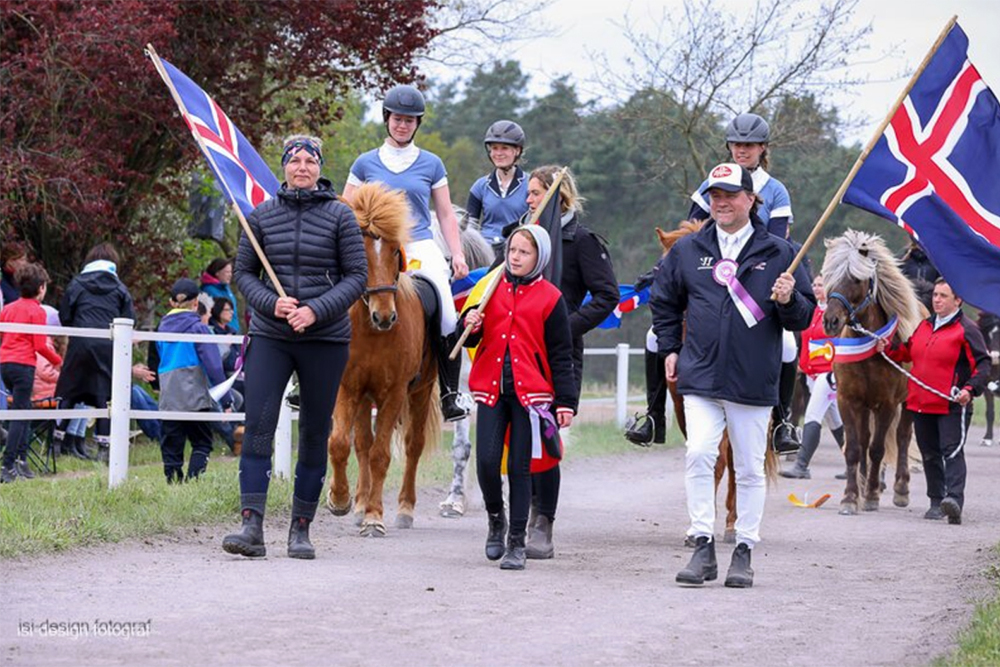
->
[430, 0, 1000, 146]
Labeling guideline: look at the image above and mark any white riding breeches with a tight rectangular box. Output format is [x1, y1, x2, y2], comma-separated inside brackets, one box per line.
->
[805, 373, 842, 430]
[646, 326, 657, 353]
[781, 329, 798, 363]
[682, 394, 771, 548]
[406, 238, 457, 336]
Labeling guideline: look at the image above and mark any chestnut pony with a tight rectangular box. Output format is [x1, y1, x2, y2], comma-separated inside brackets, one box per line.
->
[821, 230, 923, 515]
[327, 183, 440, 536]
[655, 221, 778, 544]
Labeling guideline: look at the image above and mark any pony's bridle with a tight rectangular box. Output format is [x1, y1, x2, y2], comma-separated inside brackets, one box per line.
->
[828, 275, 877, 328]
[360, 229, 404, 305]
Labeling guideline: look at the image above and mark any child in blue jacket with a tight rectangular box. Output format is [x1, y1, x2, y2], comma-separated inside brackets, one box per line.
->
[149, 278, 233, 483]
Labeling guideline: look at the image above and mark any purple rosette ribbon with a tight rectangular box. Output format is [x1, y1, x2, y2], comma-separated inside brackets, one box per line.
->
[712, 259, 765, 328]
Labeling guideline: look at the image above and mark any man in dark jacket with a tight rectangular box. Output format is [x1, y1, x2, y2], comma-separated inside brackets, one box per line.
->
[651, 163, 814, 589]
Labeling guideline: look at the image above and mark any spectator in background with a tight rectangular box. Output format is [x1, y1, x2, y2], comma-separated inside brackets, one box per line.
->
[201, 258, 240, 332]
[148, 278, 233, 483]
[1, 241, 29, 306]
[1, 263, 62, 482]
[54, 242, 135, 462]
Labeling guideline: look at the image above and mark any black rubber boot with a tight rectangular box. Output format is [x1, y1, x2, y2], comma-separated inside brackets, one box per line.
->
[438, 334, 469, 422]
[724, 543, 754, 588]
[676, 536, 718, 585]
[222, 509, 266, 557]
[14, 459, 35, 480]
[499, 531, 527, 570]
[69, 435, 95, 461]
[780, 422, 822, 479]
[485, 511, 507, 561]
[287, 518, 316, 559]
[772, 361, 801, 454]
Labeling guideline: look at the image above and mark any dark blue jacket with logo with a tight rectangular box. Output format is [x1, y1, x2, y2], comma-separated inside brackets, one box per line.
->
[650, 218, 815, 406]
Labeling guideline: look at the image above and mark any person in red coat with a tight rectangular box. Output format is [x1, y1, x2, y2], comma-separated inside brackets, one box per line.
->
[780, 274, 846, 479]
[879, 278, 990, 525]
[1, 264, 62, 482]
[462, 224, 577, 570]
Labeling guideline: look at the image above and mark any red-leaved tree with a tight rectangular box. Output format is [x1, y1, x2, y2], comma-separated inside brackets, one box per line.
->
[0, 0, 437, 300]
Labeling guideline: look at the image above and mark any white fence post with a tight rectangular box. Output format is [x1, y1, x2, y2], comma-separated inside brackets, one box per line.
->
[108, 318, 135, 489]
[615, 343, 629, 428]
[273, 380, 294, 479]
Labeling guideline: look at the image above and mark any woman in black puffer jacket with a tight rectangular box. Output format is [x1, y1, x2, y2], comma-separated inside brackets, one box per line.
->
[223, 135, 367, 561]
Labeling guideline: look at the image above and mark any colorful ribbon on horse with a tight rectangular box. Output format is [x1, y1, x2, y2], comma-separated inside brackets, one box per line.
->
[808, 315, 899, 364]
[712, 259, 765, 328]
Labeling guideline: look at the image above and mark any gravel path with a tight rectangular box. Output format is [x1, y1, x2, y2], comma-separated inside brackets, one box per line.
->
[3, 424, 998, 666]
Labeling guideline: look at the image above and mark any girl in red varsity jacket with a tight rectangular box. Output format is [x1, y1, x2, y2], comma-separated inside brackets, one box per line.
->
[461, 224, 576, 570]
[880, 279, 989, 524]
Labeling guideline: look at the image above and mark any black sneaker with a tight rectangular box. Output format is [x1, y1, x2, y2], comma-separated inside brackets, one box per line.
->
[940, 497, 962, 525]
[923, 504, 945, 520]
[0, 465, 17, 484]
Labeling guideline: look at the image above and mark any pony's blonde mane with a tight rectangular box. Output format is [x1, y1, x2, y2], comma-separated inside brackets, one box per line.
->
[347, 182, 412, 246]
[822, 230, 923, 339]
[657, 220, 705, 255]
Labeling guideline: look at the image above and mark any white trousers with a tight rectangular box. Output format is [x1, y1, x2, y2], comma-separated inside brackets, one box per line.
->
[781, 329, 798, 363]
[406, 238, 457, 335]
[804, 373, 842, 430]
[683, 394, 771, 547]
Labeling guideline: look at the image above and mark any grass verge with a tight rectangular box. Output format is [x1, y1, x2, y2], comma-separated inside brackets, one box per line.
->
[0, 420, 680, 559]
[937, 544, 1000, 666]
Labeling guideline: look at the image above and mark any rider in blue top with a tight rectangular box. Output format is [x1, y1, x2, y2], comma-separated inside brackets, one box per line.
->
[344, 84, 471, 422]
[688, 113, 793, 240]
[466, 120, 530, 250]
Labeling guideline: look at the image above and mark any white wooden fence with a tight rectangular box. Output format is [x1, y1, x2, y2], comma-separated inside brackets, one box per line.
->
[1, 320, 642, 489]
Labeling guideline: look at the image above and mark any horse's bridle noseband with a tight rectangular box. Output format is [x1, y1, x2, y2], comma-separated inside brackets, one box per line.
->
[361, 229, 403, 303]
[828, 275, 877, 327]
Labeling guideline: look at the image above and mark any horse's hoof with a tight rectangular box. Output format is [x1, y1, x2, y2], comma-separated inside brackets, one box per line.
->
[360, 520, 387, 538]
[839, 501, 858, 516]
[438, 497, 465, 518]
[722, 529, 736, 544]
[863, 499, 880, 512]
[893, 493, 910, 508]
[353, 511, 365, 527]
[395, 513, 414, 529]
[327, 496, 353, 517]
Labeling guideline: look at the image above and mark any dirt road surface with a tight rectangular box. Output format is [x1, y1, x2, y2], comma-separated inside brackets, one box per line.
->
[3, 425, 998, 666]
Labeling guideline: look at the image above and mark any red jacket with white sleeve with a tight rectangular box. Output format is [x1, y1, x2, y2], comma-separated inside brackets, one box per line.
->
[886, 310, 990, 415]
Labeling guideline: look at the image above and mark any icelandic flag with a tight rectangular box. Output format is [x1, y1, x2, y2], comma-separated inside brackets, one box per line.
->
[585, 285, 651, 329]
[153, 55, 280, 217]
[841, 23, 1000, 315]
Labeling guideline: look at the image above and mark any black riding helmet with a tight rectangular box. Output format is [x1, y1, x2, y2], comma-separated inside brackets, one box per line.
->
[383, 84, 425, 144]
[484, 119, 525, 166]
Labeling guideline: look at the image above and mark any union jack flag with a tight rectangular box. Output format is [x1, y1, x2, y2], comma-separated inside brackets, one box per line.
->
[842, 22, 1000, 315]
[156, 57, 279, 217]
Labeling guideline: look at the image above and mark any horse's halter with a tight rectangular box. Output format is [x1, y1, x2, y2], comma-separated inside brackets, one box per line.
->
[361, 229, 406, 305]
[828, 273, 878, 328]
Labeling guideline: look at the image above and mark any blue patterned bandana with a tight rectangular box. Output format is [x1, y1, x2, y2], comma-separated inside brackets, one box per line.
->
[281, 138, 324, 166]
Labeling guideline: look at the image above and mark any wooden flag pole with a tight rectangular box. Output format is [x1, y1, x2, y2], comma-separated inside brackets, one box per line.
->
[449, 166, 569, 359]
[773, 15, 959, 296]
[145, 44, 287, 299]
